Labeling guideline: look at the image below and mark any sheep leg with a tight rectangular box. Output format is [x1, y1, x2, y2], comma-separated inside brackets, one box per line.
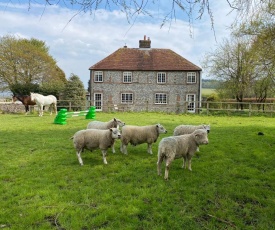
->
[101, 150, 108, 164]
[76, 150, 84, 166]
[120, 143, 128, 154]
[112, 141, 116, 153]
[182, 156, 187, 169]
[164, 158, 172, 180]
[157, 155, 164, 176]
[147, 143, 153, 154]
[120, 142, 123, 153]
[123, 145, 128, 154]
[187, 155, 192, 171]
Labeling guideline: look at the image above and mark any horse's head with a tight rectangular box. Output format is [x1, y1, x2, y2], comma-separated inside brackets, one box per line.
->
[12, 95, 18, 103]
[30, 92, 35, 101]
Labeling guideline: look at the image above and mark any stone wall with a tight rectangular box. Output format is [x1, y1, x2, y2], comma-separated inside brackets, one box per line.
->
[0, 103, 25, 113]
[90, 70, 200, 113]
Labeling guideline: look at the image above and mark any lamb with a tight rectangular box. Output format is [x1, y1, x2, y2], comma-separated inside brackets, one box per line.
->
[157, 129, 209, 180]
[71, 128, 121, 166]
[87, 118, 125, 129]
[120, 124, 167, 155]
[87, 118, 125, 153]
[173, 124, 210, 136]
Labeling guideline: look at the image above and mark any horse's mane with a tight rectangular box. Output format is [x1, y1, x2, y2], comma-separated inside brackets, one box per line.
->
[14, 94, 30, 97]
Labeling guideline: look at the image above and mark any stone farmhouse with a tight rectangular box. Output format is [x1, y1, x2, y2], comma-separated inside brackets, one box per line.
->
[88, 36, 202, 113]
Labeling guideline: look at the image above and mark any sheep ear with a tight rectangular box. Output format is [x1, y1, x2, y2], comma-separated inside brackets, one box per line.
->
[114, 118, 117, 121]
[109, 128, 113, 132]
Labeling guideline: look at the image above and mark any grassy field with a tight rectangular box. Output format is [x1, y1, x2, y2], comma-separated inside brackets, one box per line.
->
[201, 88, 217, 97]
[1, 112, 275, 229]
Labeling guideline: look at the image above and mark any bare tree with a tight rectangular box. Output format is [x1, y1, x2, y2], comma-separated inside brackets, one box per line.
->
[6, 0, 270, 29]
[203, 36, 256, 109]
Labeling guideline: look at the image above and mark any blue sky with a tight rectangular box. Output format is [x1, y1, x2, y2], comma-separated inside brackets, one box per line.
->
[0, 0, 236, 89]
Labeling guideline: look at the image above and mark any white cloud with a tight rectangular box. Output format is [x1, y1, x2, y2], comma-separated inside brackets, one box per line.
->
[0, 1, 236, 88]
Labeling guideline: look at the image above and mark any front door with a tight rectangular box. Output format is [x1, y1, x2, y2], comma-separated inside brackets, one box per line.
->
[94, 93, 102, 111]
[186, 94, 196, 113]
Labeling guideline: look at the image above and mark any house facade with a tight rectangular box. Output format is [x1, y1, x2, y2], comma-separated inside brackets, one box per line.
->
[89, 36, 202, 113]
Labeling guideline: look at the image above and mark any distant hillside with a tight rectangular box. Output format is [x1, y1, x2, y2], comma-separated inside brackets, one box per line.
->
[202, 79, 220, 89]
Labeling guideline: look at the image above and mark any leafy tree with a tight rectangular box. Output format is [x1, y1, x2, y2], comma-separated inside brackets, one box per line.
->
[203, 36, 256, 109]
[60, 74, 86, 111]
[234, 0, 275, 106]
[0, 35, 67, 94]
[10, 83, 40, 96]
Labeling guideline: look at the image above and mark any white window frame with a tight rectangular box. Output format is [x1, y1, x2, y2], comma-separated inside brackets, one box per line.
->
[121, 93, 133, 104]
[187, 72, 196, 83]
[94, 71, 103, 82]
[155, 93, 167, 104]
[186, 94, 196, 113]
[123, 72, 132, 83]
[157, 72, 166, 83]
[94, 93, 103, 111]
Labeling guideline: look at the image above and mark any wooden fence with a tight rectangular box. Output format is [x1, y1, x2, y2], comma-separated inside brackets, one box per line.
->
[1, 100, 275, 117]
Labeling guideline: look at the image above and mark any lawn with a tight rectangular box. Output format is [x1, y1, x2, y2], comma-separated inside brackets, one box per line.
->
[1, 112, 275, 229]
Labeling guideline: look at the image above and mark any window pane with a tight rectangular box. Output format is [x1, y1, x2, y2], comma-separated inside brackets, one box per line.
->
[157, 72, 166, 83]
[123, 72, 132, 83]
[187, 72, 196, 83]
[121, 93, 133, 103]
[155, 93, 167, 104]
[95, 71, 103, 82]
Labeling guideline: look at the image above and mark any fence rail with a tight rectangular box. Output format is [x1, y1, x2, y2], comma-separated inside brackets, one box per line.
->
[1, 100, 275, 116]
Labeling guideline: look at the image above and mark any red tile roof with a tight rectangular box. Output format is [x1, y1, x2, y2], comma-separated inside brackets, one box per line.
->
[89, 48, 201, 71]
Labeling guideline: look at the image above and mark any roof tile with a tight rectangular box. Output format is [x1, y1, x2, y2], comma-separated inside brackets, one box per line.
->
[89, 48, 201, 71]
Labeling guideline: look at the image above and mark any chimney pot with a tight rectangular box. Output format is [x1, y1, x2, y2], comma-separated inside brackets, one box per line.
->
[139, 35, 151, 48]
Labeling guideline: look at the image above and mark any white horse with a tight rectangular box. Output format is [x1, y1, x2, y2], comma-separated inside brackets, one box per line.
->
[30, 93, 57, 117]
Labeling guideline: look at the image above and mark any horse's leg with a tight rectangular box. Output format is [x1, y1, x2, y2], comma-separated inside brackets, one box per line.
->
[54, 103, 57, 115]
[25, 105, 29, 114]
[39, 104, 43, 116]
[49, 103, 53, 115]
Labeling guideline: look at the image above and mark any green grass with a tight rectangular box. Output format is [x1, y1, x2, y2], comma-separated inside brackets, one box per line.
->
[202, 88, 217, 97]
[1, 112, 275, 229]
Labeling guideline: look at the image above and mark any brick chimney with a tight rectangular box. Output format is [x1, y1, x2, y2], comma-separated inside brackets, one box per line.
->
[139, 35, 151, 48]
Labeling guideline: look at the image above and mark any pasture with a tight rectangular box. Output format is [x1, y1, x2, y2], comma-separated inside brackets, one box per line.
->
[1, 112, 275, 229]
[201, 88, 217, 97]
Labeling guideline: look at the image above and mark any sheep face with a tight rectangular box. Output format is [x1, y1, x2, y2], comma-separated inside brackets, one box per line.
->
[110, 128, 121, 139]
[157, 124, 167, 134]
[203, 124, 211, 133]
[114, 118, 126, 128]
[194, 129, 209, 145]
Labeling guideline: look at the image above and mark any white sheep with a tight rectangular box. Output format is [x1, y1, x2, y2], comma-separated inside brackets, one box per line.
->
[87, 118, 125, 129]
[71, 128, 121, 166]
[173, 124, 210, 136]
[87, 118, 125, 153]
[157, 129, 209, 180]
[120, 124, 167, 155]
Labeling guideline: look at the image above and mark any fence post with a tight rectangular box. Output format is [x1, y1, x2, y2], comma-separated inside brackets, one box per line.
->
[206, 102, 209, 115]
[249, 103, 251, 117]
